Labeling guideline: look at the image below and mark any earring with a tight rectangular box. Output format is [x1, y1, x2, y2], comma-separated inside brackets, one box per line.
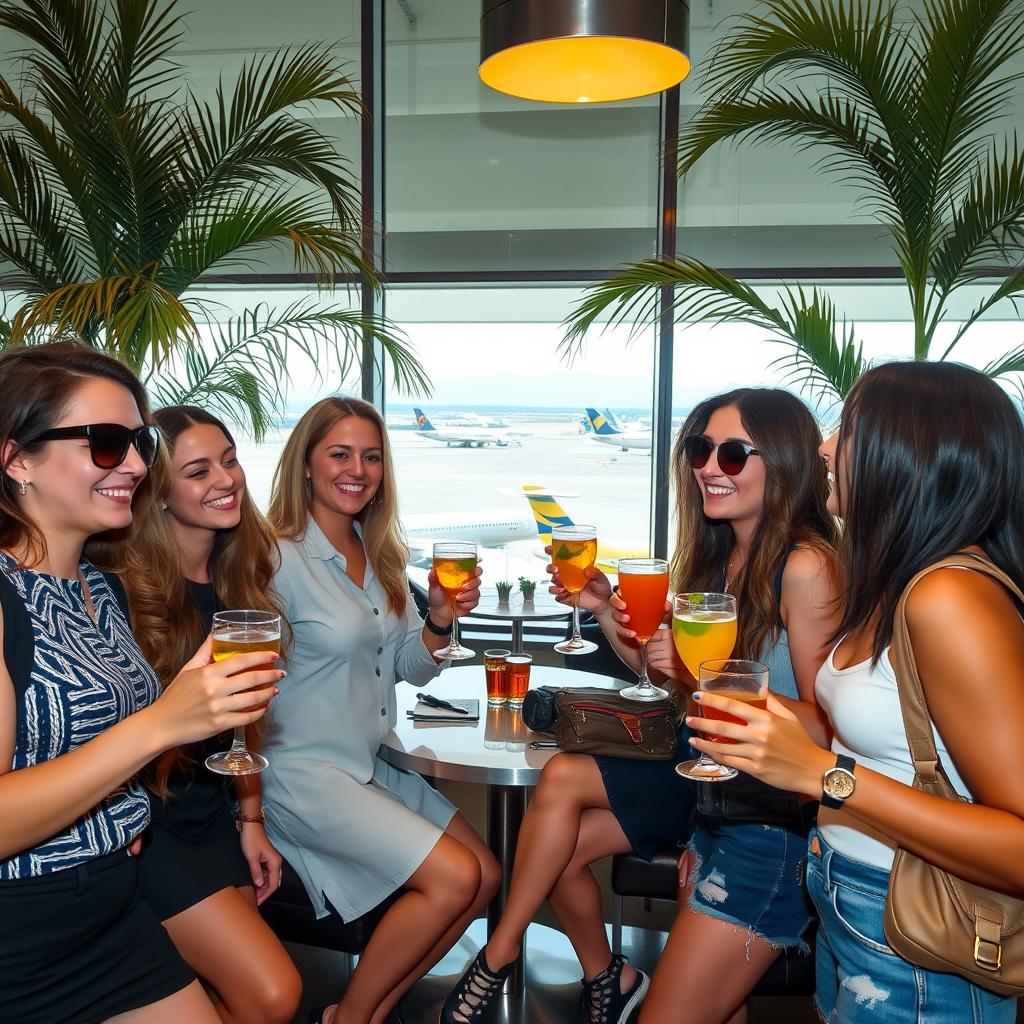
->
[18, 479, 28, 496]
[160, 502, 168, 511]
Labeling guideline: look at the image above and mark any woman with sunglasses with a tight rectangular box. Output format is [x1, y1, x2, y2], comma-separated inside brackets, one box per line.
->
[443, 388, 841, 1024]
[690, 363, 1023, 1023]
[123, 406, 301, 1024]
[0, 343, 283, 1024]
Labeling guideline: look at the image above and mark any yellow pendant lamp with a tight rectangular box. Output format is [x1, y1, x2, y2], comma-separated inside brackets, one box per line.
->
[479, 0, 690, 104]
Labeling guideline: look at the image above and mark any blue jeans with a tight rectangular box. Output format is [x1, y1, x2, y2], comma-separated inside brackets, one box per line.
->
[807, 829, 1017, 1024]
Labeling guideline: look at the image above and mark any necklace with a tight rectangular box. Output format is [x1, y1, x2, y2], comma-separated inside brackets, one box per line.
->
[724, 551, 737, 594]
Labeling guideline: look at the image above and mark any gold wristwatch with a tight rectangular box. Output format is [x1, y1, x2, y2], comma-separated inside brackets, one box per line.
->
[821, 754, 857, 809]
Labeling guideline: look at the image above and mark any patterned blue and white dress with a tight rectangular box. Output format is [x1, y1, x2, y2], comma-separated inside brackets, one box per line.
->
[0, 556, 196, 1023]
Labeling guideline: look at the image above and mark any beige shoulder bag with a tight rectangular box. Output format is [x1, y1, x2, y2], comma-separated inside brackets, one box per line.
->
[885, 552, 1024, 996]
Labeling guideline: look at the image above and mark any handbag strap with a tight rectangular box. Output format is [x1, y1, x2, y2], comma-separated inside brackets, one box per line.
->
[890, 552, 1024, 792]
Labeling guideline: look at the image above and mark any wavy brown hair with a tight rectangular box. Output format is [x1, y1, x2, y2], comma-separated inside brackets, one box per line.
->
[671, 388, 838, 661]
[0, 342, 159, 570]
[268, 396, 409, 616]
[123, 406, 284, 796]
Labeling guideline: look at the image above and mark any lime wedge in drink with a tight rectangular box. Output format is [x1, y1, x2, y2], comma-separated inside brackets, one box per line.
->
[554, 543, 574, 560]
[675, 616, 712, 637]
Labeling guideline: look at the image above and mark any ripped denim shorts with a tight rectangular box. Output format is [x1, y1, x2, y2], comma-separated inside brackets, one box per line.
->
[687, 815, 815, 954]
[807, 829, 1016, 1024]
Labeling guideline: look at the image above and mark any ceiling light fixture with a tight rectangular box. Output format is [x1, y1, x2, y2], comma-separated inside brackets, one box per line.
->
[479, 0, 690, 105]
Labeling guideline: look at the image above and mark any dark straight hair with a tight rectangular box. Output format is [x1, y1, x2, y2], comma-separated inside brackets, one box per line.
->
[834, 360, 1024, 662]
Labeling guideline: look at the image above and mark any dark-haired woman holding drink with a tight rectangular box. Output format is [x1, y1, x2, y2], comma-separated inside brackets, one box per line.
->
[0, 344, 281, 1024]
[444, 388, 842, 1024]
[124, 406, 301, 1024]
[696, 362, 1023, 1023]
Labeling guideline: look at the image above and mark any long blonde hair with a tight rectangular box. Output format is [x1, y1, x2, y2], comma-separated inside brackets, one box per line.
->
[268, 396, 409, 616]
[124, 406, 285, 796]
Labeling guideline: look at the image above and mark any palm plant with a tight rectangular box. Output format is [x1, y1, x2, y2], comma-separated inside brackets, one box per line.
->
[0, 0, 428, 437]
[563, 0, 1024, 404]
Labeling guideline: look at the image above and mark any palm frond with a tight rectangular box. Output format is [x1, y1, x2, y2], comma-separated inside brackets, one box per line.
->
[562, 258, 867, 403]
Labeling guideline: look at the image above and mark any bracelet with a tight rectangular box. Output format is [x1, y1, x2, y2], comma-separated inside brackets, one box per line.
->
[235, 807, 265, 832]
[424, 613, 454, 636]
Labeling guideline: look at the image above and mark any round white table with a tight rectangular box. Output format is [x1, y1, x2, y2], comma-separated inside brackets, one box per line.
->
[467, 593, 571, 655]
[380, 665, 628, 1022]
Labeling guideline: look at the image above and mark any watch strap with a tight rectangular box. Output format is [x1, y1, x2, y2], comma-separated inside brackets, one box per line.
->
[821, 754, 856, 809]
[424, 613, 454, 636]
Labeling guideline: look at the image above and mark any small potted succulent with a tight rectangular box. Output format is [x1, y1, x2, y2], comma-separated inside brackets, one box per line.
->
[518, 577, 537, 605]
[495, 580, 513, 605]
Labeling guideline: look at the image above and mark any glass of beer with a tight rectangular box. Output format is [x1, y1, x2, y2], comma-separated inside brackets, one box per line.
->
[617, 558, 670, 701]
[485, 648, 511, 705]
[506, 654, 532, 706]
[205, 610, 281, 776]
[431, 541, 479, 661]
[551, 525, 599, 655]
[675, 659, 768, 782]
[672, 593, 738, 680]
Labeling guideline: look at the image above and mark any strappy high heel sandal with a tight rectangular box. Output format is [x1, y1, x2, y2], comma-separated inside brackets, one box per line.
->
[439, 948, 514, 1023]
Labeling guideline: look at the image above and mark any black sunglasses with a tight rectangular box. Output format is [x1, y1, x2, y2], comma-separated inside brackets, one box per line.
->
[683, 434, 760, 476]
[29, 423, 161, 469]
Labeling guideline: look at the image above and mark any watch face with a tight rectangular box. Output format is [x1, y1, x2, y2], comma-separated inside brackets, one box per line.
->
[825, 769, 856, 800]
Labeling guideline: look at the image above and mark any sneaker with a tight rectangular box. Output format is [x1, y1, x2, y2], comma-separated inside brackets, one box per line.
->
[440, 948, 514, 1023]
[578, 954, 650, 1024]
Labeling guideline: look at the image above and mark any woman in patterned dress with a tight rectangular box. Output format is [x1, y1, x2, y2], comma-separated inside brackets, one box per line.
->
[0, 343, 283, 1024]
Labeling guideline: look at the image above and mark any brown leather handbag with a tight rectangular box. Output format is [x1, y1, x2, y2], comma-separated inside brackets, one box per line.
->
[553, 687, 679, 761]
[884, 552, 1024, 996]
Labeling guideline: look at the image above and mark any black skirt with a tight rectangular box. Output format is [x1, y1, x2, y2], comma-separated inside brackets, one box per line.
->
[0, 848, 195, 1024]
[137, 764, 252, 920]
[595, 724, 697, 861]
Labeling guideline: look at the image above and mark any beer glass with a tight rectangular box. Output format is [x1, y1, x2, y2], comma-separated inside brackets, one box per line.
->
[484, 648, 511, 705]
[506, 654, 532, 706]
[676, 659, 768, 782]
[431, 542, 478, 661]
[551, 525, 598, 655]
[671, 593, 737, 680]
[618, 558, 670, 701]
[205, 610, 280, 776]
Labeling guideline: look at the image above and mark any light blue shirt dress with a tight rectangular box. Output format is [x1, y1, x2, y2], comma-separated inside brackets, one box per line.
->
[261, 517, 457, 921]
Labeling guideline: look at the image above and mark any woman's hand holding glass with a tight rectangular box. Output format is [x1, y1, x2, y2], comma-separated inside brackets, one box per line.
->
[427, 563, 483, 625]
[148, 635, 282, 750]
[686, 690, 831, 794]
[545, 547, 612, 613]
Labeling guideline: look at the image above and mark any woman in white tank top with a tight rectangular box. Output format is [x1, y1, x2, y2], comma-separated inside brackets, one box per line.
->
[688, 362, 1024, 1023]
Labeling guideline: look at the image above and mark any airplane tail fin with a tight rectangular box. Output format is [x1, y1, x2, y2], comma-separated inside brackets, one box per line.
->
[521, 486, 574, 545]
[413, 408, 435, 431]
[584, 408, 620, 436]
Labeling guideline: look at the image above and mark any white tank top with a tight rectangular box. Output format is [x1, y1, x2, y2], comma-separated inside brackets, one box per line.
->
[814, 643, 973, 871]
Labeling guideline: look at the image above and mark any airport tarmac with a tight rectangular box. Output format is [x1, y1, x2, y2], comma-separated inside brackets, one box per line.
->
[235, 414, 655, 578]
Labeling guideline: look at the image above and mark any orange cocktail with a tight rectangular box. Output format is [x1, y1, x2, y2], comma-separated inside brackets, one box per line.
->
[551, 525, 599, 657]
[431, 542, 478, 661]
[617, 562, 669, 642]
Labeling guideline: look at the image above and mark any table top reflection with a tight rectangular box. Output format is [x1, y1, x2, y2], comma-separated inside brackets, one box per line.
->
[380, 666, 627, 786]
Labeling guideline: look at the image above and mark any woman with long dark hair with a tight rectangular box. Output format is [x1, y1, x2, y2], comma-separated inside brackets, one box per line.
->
[443, 388, 842, 1024]
[264, 396, 500, 1024]
[695, 362, 1023, 1022]
[0, 344, 281, 1024]
[124, 406, 301, 1024]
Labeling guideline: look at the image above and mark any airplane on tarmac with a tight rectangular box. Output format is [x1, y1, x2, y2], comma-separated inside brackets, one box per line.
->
[582, 409, 652, 452]
[519, 485, 648, 572]
[412, 409, 515, 448]
[404, 507, 534, 560]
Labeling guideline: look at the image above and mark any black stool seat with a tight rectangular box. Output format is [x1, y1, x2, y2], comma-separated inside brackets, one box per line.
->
[611, 845, 816, 997]
[261, 858, 395, 953]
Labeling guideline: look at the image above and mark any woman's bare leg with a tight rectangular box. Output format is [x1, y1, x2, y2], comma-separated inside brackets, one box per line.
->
[546, 807, 634, 984]
[323, 833, 481, 1024]
[370, 813, 500, 1024]
[637, 901, 779, 1024]
[161, 886, 302, 1024]
[104, 980, 221, 1024]
[484, 753, 611, 969]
